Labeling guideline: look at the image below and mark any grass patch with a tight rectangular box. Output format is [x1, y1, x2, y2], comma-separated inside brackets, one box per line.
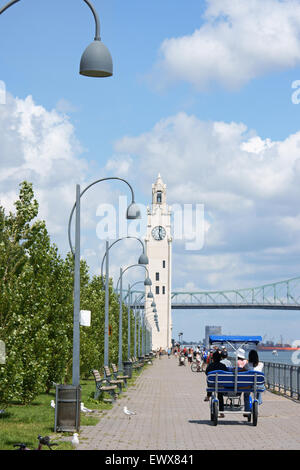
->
[0, 368, 144, 450]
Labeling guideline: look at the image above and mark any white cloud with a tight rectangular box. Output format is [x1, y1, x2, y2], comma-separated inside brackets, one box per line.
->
[0, 93, 116, 255]
[152, 0, 300, 90]
[105, 155, 133, 177]
[114, 111, 300, 289]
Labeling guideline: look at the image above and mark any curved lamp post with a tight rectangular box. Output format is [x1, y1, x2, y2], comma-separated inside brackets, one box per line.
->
[130, 292, 157, 357]
[116, 264, 151, 370]
[0, 0, 113, 77]
[100, 236, 148, 288]
[129, 282, 155, 358]
[68, 178, 140, 385]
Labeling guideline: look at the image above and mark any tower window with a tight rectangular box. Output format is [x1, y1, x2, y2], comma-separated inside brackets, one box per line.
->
[157, 191, 162, 203]
[155, 286, 160, 295]
[163, 260, 166, 268]
[156, 272, 159, 281]
[162, 286, 165, 295]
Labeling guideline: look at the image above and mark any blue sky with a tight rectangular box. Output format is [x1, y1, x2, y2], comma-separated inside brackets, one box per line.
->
[1, 0, 300, 344]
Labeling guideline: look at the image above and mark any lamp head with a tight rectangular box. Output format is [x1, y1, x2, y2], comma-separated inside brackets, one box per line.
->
[126, 202, 141, 220]
[80, 40, 113, 77]
[138, 253, 149, 265]
[153, 308, 157, 313]
[144, 277, 152, 286]
[147, 291, 153, 299]
[151, 301, 156, 307]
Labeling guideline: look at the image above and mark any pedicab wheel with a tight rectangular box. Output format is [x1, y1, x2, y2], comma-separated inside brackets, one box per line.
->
[252, 401, 258, 426]
[191, 363, 198, 372]
[211, 400, 218, 426]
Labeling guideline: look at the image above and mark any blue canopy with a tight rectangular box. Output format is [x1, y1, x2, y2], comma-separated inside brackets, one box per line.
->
[209, 335, 262, 344]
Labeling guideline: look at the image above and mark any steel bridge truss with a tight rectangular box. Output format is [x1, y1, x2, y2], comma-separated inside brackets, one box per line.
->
[125, 276, 300, 310]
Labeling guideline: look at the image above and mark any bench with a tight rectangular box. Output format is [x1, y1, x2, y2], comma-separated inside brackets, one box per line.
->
[103, 366, 124, 393]
[131, 357, 143, 370]
[111, 363, 130, 385]
[206, 370, 265, 394]
[91, 369, 118, 401]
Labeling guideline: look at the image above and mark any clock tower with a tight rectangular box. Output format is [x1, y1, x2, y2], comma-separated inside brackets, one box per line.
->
[144, 174, 172, 351]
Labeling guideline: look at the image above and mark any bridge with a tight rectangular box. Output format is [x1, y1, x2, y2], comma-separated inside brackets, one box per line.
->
[127, 276, 300, 310]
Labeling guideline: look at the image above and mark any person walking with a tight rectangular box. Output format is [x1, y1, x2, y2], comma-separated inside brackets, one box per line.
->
[159, 347, 163, 359]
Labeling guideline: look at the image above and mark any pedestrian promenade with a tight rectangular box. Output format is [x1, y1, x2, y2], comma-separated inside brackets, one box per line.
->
[78, 356, 300, 450]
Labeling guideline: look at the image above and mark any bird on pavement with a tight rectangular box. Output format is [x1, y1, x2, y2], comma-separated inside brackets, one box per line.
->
[71, 433, 79, 449]
[123, 406, 136, 420]
[80, 402, 93, 413]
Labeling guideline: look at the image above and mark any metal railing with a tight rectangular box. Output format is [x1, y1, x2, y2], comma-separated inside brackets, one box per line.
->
[264, 362, 300, 400]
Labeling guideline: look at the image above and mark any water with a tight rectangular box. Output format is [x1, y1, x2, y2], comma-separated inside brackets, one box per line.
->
[258, 349, 300, 366]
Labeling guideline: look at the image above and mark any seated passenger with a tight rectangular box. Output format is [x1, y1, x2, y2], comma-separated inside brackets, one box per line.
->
[204, 350, 228, 417]
[236, 348, 248, 369]
[244, 350, 264, 412]
[220, 349, 232, 368]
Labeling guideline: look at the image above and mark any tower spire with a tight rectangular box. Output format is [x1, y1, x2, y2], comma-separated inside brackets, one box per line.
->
[152, 174, 166, 205]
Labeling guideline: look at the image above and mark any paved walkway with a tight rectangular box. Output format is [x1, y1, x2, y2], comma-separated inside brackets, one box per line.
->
[78, 356, 300, 450]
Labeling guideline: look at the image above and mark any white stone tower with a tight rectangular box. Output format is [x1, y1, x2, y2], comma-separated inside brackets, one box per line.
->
[144, 174, 172, 351]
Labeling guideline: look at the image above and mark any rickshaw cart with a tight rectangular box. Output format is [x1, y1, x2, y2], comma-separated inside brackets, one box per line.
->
[206, 335, 265, 426]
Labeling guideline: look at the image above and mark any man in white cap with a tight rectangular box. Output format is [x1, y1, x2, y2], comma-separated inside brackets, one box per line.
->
[236, 348, 248, 369]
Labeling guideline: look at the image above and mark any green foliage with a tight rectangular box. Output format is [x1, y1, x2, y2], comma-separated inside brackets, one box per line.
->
[0, 181, 136, 407]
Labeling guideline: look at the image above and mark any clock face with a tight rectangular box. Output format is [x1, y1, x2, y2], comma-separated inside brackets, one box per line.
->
[152, 226, 166, 240]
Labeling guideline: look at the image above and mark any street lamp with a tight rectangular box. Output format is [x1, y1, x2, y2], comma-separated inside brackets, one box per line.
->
[100, 236, 148, 287]
[0, 0, 113, 78]
[67, 177, 140, 386]
[178, 332, 183, 346]
[129, 283, 148, 359]
[116, 264, 152, 370]
[99, 236, 147, 368]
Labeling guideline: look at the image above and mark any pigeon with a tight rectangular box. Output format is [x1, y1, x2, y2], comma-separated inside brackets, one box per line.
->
[71, 433, 79, 449]
[37, 435, 58, 450]
[80, 402, 93, 413]
[50, 400, 55, 409]
[123, 406, 136, 420]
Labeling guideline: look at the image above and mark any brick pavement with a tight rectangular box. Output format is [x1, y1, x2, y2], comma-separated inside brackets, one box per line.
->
[77, 355, 300, 450]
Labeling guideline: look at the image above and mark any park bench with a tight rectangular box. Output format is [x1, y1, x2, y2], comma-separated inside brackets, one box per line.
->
[103, 366, 124, 393]
[91, 369, 118, 401]
[130, 357, 143, 370]
[111, 363, 130, 385]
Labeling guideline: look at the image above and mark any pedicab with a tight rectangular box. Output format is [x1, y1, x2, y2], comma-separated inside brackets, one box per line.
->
[206, 335, 265, 426]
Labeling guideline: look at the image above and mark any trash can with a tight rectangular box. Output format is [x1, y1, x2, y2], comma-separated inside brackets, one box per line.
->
[123, 361, 133, 379]
[54, 384, 81, 432]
